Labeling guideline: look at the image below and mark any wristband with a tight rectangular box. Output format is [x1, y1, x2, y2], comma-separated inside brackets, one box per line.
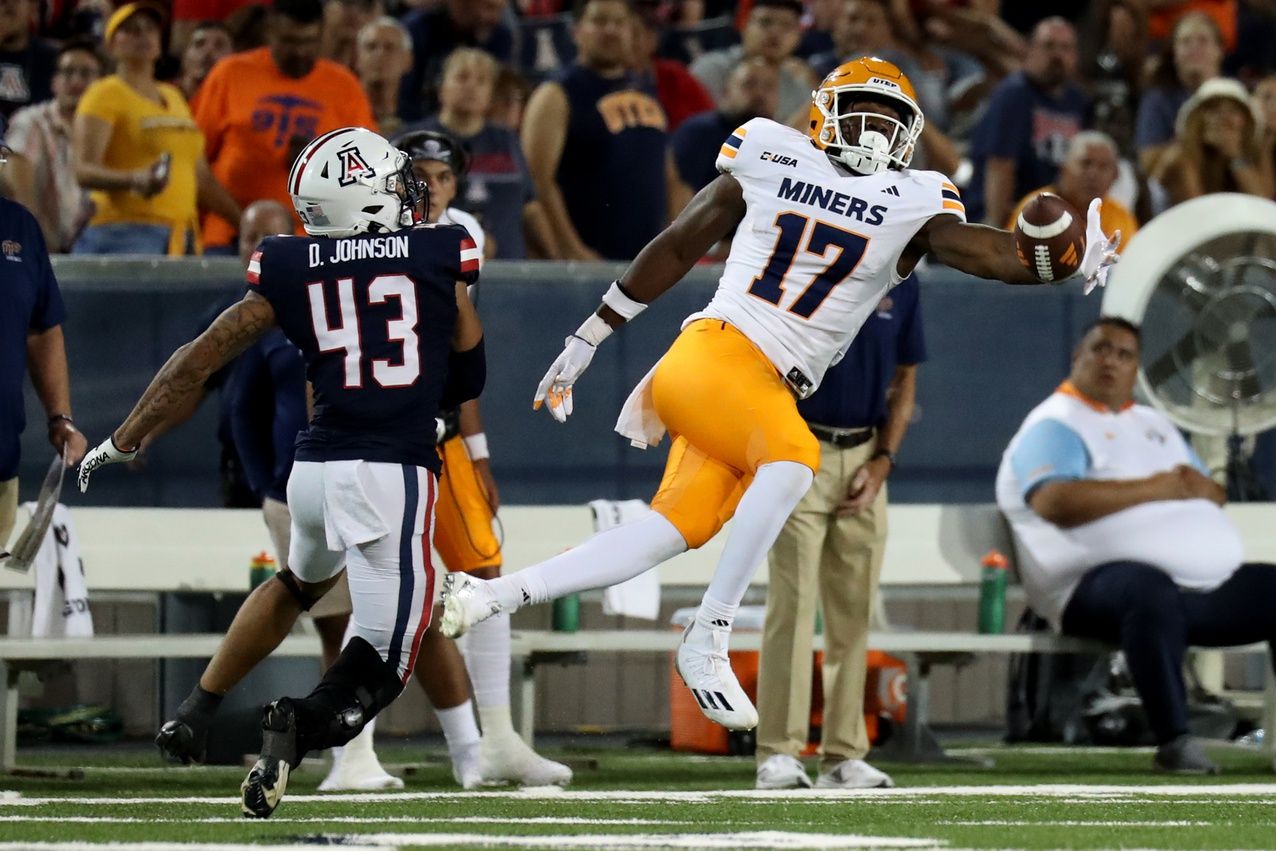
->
[463, 432, 490, 461]
[572, 312, 613, 347]
[601, 280, 648, 321]
[48, 414, 75, 427]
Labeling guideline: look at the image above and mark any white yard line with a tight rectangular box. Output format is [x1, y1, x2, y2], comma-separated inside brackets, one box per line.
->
[943, 820, 1218, 827]
[0, 815, 694, 826]
[6, 784, 1276, 806]
[0, 845, 391, 851]
[338, 832, 944, 849]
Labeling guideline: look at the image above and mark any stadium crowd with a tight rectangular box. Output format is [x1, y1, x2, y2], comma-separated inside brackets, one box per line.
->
[0, 0, 1275, 258]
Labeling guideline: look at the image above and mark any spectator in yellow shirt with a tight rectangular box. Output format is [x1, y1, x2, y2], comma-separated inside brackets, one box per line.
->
[71, 2, 239, 255]
[1007, 131, 1139, 254]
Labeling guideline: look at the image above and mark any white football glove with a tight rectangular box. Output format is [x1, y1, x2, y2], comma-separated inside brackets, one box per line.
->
[533, 335, 597, 423]
[1080, 198, 1121, 296]
[77, 436, 138, 493]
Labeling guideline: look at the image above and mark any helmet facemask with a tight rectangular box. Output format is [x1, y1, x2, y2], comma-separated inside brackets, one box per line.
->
[815, 89, 923, 175]
[353, 149, 428, 233]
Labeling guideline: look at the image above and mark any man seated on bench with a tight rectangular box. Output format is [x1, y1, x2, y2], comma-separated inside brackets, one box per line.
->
[995, 316, 1276, 775]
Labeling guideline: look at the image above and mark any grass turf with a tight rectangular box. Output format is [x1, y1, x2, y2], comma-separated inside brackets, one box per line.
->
[1, 740, 1274, 849]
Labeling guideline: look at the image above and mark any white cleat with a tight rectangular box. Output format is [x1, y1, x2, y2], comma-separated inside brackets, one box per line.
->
[480, 733, 573, 787]
[755, 753, 813, 790]
[318, 747, 404, 792]
[674, 622, 758, 731]
[451, 741, 483, 790]
[440, 573, 502, 639]
[815, 758, 894, 789]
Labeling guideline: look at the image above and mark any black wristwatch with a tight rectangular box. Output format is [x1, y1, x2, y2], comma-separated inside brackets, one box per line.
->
[870, 448, 897, 469]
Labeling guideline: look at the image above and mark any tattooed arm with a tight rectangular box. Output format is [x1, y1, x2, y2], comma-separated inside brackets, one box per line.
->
[115, 292, 277, 449]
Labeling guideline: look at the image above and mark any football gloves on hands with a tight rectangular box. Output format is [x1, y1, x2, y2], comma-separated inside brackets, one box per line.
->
[77, 436, 137, 493]
[533, 335, 597, 423]
[1080, 198, 1121, 296]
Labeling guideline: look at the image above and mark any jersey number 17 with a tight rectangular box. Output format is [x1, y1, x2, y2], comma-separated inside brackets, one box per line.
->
[748, 211, 871, 319]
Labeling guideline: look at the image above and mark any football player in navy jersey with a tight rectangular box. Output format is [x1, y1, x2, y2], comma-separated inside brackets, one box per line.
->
[77, 126, 485, 819]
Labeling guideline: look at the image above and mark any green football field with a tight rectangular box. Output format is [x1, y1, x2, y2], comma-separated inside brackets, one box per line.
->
[2, 740, 1276, 849]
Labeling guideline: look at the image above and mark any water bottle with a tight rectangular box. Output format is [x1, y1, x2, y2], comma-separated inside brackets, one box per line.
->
[977, 549, 1008, 634]
[249, 551, 277, 591]
[552, 593, 580, 633]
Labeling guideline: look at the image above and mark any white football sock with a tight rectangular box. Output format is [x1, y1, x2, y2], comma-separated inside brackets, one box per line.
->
[464, 611, 512, 712]
[435, 699, 481, 755]
[487, 511, 686, 611]
[477, 703, 517, 740]
[343, 716, 377, 757]
[702, 460, 813, 621]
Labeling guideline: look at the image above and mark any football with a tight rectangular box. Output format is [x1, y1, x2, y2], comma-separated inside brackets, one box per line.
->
[1013, 192, 1086, 283]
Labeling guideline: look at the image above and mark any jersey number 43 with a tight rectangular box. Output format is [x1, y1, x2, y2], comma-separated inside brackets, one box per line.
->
[308, 275, 421, 389]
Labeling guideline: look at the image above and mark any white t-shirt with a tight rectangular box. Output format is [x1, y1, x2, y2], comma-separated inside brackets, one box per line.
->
[995, 385, 1244, 628]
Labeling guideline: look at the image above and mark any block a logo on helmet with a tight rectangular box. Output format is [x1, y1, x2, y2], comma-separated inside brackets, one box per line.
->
[807, 56, 925, 176]
[336, 144, 373, 187]
[287, 127, 427, 239]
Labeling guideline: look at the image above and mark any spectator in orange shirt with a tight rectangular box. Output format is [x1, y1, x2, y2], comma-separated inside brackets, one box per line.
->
[192, 0, 376, 252]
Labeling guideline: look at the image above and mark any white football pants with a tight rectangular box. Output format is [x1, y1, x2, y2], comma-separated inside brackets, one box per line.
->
[287, 460, 437, 682]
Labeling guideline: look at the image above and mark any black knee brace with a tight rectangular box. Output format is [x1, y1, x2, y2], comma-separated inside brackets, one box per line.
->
[292, 636, 404, 754]
[273, 568, 325, 612]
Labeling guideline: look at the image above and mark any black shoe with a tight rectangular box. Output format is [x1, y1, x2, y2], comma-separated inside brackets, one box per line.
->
[1154, 735, 1220, 775]
[241, 699, 300, 819]
[156, 717, 208, 765]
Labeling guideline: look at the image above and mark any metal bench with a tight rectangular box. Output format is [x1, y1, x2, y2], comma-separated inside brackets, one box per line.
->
[5, 630, 1265, 772]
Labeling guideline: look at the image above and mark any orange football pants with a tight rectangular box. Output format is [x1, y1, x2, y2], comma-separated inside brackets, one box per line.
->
[649, 319, 820, 549]
[434, 435, 502, 573]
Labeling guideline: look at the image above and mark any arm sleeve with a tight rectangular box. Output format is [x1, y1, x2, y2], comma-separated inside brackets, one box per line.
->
[439, 337, 485, 409]
[1010, 418, 1090, 501]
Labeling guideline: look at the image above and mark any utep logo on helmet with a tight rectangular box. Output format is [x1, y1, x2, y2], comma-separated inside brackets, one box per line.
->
[337, 144, 372, 187]
[868, 77, 900, 90]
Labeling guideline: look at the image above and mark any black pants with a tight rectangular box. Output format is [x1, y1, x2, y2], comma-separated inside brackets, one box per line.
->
[1061, 560, 1276, 744]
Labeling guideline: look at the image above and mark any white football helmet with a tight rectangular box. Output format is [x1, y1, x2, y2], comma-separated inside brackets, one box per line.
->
[287, 126, 425, 238]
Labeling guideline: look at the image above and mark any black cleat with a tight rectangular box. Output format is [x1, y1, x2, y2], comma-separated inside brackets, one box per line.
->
[156, 718, 208, 765]
[241, 699, 300, 819]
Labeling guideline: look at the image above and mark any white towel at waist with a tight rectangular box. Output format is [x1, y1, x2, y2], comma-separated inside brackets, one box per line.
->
[22, 502, 92, 637]
[614, 360, 666, 450]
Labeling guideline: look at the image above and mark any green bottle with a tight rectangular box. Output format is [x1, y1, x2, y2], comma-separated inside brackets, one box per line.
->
[552, 593, 580, 633]
[977, 550, 1008, 634]
[249, 551, 277, 591]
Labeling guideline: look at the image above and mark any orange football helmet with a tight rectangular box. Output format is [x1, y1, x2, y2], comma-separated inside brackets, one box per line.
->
[808, 56, 924, 175]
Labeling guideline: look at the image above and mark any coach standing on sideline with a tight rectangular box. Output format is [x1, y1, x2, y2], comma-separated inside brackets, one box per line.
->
[755, 274, 925, 791]
[0, 120, 87, 545]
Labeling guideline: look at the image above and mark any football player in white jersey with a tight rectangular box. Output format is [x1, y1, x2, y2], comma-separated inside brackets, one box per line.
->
[442, 57, 1120, 730]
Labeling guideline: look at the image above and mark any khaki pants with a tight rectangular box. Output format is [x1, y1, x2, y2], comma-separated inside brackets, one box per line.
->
[0, 477, 16, 551]
[756, 437, 887, 771]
